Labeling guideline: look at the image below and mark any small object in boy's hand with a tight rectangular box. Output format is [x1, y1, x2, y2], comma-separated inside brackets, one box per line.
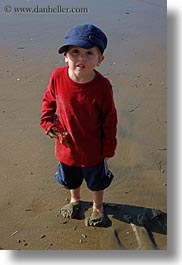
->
[59, 131, 69, 144]
[48, 126, 60, 138]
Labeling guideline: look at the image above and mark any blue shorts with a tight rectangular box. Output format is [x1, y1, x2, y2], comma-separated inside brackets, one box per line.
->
[55, 160, 114, 191]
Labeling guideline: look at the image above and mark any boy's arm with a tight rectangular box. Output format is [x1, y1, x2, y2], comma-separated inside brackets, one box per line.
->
[101, 84, 117, 158]
[40, 74, 57, 135]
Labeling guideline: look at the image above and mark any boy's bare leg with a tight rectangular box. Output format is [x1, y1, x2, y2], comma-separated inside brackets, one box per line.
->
[70, 187, 81, 203]
[61, 187, 81, 218]
[92, 190, 104, 212]
[84, 190, 106, 226]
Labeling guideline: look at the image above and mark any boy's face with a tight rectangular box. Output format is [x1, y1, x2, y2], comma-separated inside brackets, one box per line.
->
[64, 46, 104, 81]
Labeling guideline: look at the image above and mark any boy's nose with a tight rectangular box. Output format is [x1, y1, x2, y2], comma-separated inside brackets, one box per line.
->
[78, 53, 86, 61]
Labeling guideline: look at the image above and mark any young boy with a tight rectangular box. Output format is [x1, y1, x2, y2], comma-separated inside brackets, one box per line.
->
[40, 24, 117, 226]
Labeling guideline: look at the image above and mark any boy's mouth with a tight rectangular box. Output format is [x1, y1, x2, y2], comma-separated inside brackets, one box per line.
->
[76, 64, 85, 69]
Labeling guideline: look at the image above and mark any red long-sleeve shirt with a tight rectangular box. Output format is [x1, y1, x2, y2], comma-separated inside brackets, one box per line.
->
[40, 66, 117, 167]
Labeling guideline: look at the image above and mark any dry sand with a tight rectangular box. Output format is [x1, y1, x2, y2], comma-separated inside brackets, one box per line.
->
[0, 0, 167, 250]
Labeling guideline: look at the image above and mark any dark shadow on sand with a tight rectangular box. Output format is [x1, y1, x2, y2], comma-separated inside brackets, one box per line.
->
[80, 201, 167, 235]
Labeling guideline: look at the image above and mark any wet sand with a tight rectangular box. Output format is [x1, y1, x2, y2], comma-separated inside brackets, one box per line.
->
[0, 0, 167, 250]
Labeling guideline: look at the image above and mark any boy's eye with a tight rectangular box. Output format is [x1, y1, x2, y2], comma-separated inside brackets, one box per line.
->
[71, 49, 79, 54]
[86, 51, 94, 55]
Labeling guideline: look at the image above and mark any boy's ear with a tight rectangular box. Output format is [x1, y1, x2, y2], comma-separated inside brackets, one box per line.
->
[96, 55, 104, 66]
[64, 56, 68, 63]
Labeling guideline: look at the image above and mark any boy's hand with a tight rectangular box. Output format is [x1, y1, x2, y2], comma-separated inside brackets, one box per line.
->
[47, 126, 60, 138]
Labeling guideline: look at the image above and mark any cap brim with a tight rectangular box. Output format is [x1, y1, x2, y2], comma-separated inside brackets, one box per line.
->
[58, 45, 69, 54]
[58, 40, 95, 54]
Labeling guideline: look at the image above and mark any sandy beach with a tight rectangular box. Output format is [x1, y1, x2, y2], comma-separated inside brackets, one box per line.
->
[0, 0, 167, 250]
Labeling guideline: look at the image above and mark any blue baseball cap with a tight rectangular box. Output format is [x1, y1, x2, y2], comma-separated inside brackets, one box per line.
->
[58, 24, 108, 54]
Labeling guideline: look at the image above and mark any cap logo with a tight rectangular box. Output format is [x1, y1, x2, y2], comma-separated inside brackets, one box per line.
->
[88, 35, 94, 40]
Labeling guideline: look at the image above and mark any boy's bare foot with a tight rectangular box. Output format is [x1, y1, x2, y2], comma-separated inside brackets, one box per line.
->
[60, 201, 80, 219]
[85, 209, 104, 227]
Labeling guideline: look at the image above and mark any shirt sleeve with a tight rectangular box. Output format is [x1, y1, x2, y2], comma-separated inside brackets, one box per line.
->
[101, 81, 118, 158]
[40, 72, 57, 133]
